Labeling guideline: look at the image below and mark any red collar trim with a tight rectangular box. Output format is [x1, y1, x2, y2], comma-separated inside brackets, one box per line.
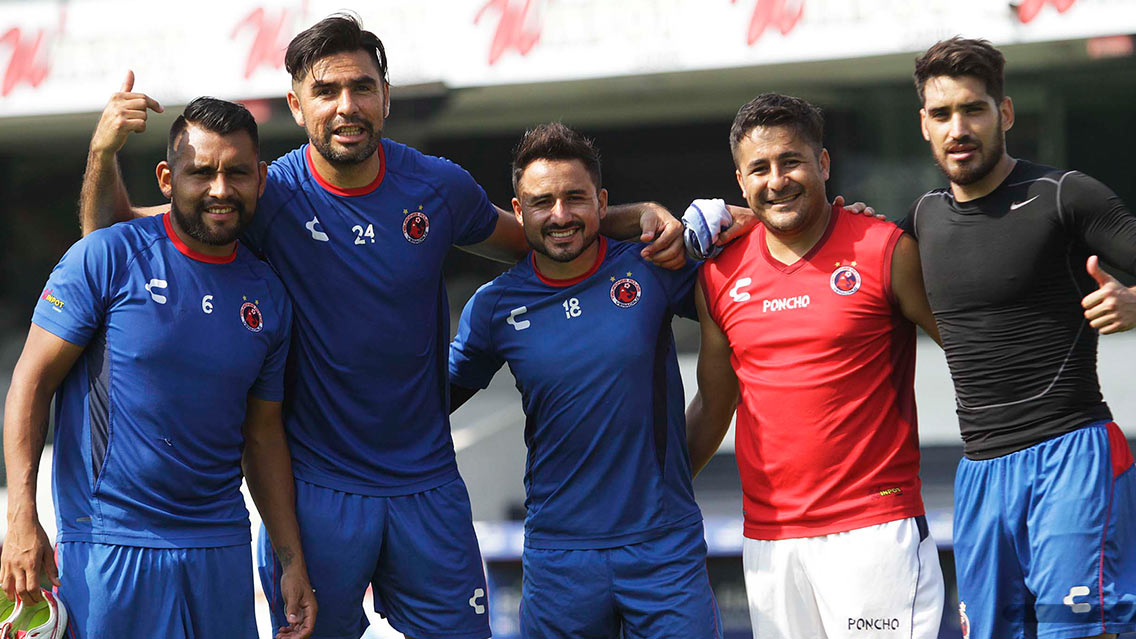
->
[532, 237, 608, 287]
[163, 213, 238, 264]
[305, 143, 386, 197]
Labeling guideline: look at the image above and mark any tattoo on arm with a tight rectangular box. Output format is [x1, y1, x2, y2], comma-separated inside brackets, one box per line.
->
[277, 546, 295, 569]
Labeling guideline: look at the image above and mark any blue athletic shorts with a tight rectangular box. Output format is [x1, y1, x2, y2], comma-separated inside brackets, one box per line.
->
[519, 521, 722, 639]
[953, 420, 1136, 639]
[56, 541, 256, 639]
[258, 477, 490, 639]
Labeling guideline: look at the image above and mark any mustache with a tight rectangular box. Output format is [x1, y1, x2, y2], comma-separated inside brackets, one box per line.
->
[331, 117, 373, 132]
[542, 223, 583, 233]
[196, 198, 246, 214]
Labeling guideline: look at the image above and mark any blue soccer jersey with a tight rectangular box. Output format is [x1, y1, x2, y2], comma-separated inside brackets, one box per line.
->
[449, 239, 702, 549]
[241, 140, 498, 495]
[33, 213, 291, 548]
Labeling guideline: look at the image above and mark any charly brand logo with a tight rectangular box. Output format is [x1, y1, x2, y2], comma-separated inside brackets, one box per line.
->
[1063, 586, 1091, 614]
[305, 216, 330, 242]
[507, 306, 530, 331]
[468, 588, 486, 614]
[144, 279, 169, 304]
[729, 277, 753, 303]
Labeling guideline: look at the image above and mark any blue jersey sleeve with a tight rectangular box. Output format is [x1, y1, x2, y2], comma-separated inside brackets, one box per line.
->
[658, 258, 700, 320]
[449, 283, 505, 390]
[440, 159, 498, 247]
[249, 290, 292, 402]
[32, 230, 122, 347]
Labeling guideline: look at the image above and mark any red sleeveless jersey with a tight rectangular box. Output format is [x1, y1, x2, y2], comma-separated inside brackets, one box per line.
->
[700, 207, 924, 540]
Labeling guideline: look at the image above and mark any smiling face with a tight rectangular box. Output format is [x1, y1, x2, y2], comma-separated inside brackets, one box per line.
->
[287, 49, 390, 166]
[512, 158, 607, 269]
[734, 124, 830, 239]
[920, 74, 1013, 187]
[158, 124, 266, 249]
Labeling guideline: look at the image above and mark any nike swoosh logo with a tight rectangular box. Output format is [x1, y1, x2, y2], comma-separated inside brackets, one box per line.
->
[1009, 195, 1040, 211]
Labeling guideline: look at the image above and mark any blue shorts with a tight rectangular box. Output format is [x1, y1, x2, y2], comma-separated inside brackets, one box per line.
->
[258, 477, 490, 639]
[954, 421, 1136, 639]
[56, 541, 256, 639]
[520, 522, 722, 639]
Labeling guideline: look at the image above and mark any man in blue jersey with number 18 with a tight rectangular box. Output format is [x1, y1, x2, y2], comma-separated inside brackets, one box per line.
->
[449, 123, 721, 638]
[78, 15, 689, 639]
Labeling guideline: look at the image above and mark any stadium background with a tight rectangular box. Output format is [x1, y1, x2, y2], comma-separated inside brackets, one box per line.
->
[0, 0, 1134, 636]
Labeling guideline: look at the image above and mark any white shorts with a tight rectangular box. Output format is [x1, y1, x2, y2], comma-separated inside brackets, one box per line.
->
[743, 516, 944, 639]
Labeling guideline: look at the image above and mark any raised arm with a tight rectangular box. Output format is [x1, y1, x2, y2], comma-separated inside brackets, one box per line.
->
[891, 233, 942, 346]
[242, 397, 316, 639]
[1, 325, 84, 603]
[685, 280, 740, 476]
[79, 71, 165, 236]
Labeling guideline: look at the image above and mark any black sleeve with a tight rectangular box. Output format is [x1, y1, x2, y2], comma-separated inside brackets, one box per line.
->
[1059, 171, 1136, 276]
[896, 199, 919, 238]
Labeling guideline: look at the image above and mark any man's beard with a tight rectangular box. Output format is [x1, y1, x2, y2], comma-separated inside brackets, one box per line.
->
[171, 198, 251, 246]
[935, 118, 1005, 186]
[311, 119, 381, 166]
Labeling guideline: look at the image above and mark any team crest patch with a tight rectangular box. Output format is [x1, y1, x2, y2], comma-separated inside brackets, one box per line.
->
[403, 209, 430, 244]
[830, 264, 861, 296]
[240, 301, 264, 333]
[610, 277, 641, 308]
[959, 602, 970, 639]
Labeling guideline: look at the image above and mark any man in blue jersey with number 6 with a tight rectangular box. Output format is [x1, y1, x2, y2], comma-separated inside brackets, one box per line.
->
[449, 123, 722, 638]
[3, 98, 315, 639]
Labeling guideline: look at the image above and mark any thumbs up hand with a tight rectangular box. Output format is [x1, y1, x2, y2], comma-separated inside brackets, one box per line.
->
[1081, 255, 1136, 334]
[90, 70, 164, 156]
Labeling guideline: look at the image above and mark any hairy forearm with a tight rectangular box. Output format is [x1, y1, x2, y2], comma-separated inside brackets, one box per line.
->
[3, 380, 52, 524]
[601, 202, 668, 240]
[79, 149, 134, 236]
[685, 390, 737, 477]
[243, 429, 305, 573]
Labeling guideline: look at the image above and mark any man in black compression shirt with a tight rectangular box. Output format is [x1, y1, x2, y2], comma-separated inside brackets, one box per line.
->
[908, 37, 1136, 639]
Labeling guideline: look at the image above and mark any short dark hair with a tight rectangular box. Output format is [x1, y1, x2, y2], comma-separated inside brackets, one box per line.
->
[729, 93, 824, 159]
[285, 13, 389, 85]
[914, 37, 1005, 104]
[167, 97, 259, 163]
[511, 122, 602, 192]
